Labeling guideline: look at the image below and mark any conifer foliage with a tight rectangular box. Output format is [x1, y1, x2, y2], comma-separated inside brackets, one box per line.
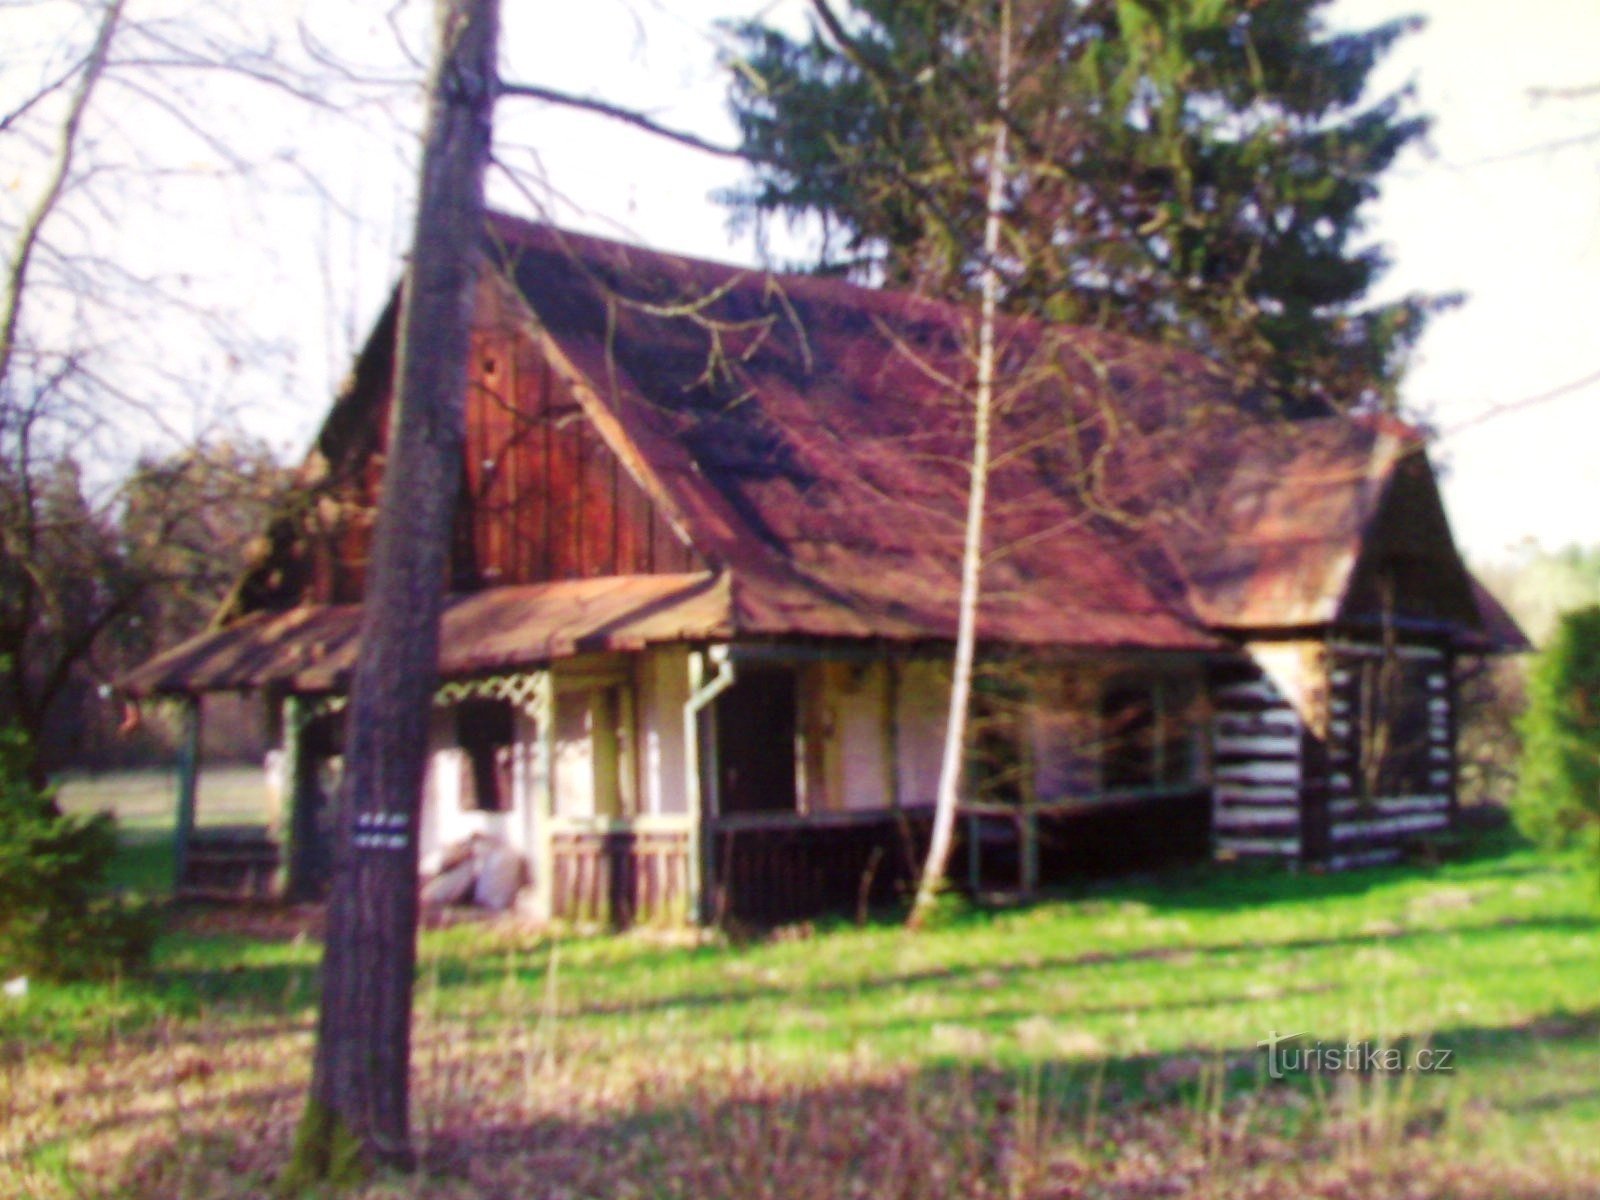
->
[1515, 605, 1600, 866]
[723, 0, 1448, 412]
[0, 722, 154, 981]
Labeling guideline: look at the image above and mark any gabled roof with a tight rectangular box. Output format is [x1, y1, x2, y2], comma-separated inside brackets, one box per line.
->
[483, 216, 1245, 652]
[484, 216, 1513, 651]
[122, 217, 1522, 697]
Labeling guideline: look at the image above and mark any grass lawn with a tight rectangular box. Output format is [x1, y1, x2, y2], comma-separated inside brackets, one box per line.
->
[54, 765, 272, 895]
[1, 788, 1596, 1198]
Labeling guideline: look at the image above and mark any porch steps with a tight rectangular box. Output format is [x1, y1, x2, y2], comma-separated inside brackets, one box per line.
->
[178, 826, 281, 901]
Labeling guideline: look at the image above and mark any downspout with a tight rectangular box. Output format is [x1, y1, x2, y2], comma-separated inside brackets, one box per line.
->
[684, 645, 735, 925]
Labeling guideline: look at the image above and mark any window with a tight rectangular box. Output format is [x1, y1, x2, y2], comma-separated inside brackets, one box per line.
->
[966, 675, 1029, 806]
[1099, 676, 1199, 791]
[1354, 654, 1432, 799]
[456, 699, 515, 813]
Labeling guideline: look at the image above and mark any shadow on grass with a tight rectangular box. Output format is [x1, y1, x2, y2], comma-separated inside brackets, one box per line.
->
[27, 822, 1569, 1058]
[103, 824, 1588, 1034]
[78, 1006, 1600, 1200]
[105, 826, 176, 897]
[1024, 826, 1544, 916]
[103, 904, 1594, 1052]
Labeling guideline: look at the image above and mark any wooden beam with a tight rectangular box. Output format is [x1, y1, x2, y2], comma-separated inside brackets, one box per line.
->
[171, 697, 202, 893]
[883, 658, 901, 810]
[683, 648, 735, 926]
[531, 671, 556, 921]
[278, 695, 317, 902]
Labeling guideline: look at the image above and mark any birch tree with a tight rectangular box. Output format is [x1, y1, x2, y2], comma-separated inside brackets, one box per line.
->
[909, 0, 1011, 927]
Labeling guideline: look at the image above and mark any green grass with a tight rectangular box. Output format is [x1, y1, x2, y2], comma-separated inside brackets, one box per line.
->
[53, 765, 271, 894]
[55, 763, 271, 830]
[410, 833, 1600, 1149]
[4, 785, 1598, 1196]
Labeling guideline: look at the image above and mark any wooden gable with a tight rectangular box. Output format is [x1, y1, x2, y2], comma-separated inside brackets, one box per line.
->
[455, 315, 703, 590]
[1337, 448, 1478, 633]
[249, 277, 703, 613]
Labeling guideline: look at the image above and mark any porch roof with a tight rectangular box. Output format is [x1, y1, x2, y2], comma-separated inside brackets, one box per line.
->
[119, 572, 730, 698]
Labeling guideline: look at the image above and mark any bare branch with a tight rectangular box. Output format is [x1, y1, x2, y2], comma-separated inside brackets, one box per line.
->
[0, 55, 84, 134]
[496, 78, 751, 161]
[1529, 82, 1600, 101]
[1454, 127, 1600, 167]
[1442, 367, 1600, 436]
[1, 0, 126, 421]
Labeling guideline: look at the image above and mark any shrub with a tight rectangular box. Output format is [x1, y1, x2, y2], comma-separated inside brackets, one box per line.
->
[1514, 604, 1600, 862]
[0, 727, 157, 981]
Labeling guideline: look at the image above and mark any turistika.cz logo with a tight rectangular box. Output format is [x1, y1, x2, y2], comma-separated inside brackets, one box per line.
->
[1257, 1031, 1455, 1080]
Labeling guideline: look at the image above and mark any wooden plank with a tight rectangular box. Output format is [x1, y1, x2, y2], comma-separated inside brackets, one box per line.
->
[1330, 810, 1449, 840]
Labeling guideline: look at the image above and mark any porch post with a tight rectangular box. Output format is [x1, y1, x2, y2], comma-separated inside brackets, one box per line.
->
[683, 647, 735, 926]
[531, 670, 556, 921]
[1020, 705, 1039, 895]
[882, 657, 902, 810]
[278, 694, 315, 901]
[1019, 796, 1040, 896]
[171, 696, 202, 893]
[684, 650, 707, 926]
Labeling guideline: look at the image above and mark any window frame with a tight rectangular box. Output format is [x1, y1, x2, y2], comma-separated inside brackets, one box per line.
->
[1096, 673, 1202, 796]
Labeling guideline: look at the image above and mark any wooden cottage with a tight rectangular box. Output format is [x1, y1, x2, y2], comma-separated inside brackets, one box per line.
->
[120, 216, 1526, 924]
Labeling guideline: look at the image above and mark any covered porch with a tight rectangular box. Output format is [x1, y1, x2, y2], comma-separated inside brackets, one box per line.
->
[121, 580, 1218, 925]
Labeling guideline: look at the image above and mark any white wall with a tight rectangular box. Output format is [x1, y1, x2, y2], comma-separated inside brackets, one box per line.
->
[418, 706, 535, 871]
[894, 658, 950, 809]
[343, 648, 701, 889]
[799, 660, 895, 812]
[638, 645, 689, 816]
[552, 688, 596, 818]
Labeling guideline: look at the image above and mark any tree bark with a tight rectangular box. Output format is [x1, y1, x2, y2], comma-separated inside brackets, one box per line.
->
[289, 0, 500, 1180]
[909, 0, 1011, 928]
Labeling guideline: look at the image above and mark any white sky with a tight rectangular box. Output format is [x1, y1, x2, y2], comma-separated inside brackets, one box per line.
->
[7, 0, 1598, 565]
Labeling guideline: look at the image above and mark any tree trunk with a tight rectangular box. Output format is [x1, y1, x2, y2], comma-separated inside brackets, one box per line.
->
[909, 0, 1011, 928]
[287, 0, 500, 1181]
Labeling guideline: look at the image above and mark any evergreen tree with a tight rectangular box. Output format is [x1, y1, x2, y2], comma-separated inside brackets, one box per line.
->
[722, 0, 1448, 412]
[0, 717, 155, 981]
[1515, 604, 1600, 868]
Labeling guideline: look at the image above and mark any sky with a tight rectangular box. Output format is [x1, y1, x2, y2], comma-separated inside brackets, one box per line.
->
[6, 0, 1598, 566]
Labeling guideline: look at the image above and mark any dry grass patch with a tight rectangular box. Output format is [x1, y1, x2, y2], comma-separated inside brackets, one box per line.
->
[5, 819, 1598, 1197]
[5, 1009, 1599, 1200]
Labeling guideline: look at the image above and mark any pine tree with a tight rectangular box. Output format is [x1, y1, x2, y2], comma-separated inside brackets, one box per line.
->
[1515, 604, 1600, 868]
[0, 717, 155, 981]
[722, 0, 1448, 412]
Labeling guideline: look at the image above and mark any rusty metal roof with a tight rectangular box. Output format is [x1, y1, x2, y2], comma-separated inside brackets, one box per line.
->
[127, 218, 1523, 697]
[486, 217, 1519, 653]
[121, 573, 727, 697]
[490, 217, 1231, 654]
[1463, 575, 1533, 654]
[1141, 417, 1409, 629]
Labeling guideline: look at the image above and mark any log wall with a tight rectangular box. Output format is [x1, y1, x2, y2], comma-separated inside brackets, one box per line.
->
[1322, 641, 1454, 868]
[1210, 655, 1305, 859]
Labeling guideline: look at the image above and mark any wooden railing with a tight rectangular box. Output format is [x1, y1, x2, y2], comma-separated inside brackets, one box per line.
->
[706, 788, 1212, 924]
[548, 817, 693, 927]
[706, 808, 932, 925]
